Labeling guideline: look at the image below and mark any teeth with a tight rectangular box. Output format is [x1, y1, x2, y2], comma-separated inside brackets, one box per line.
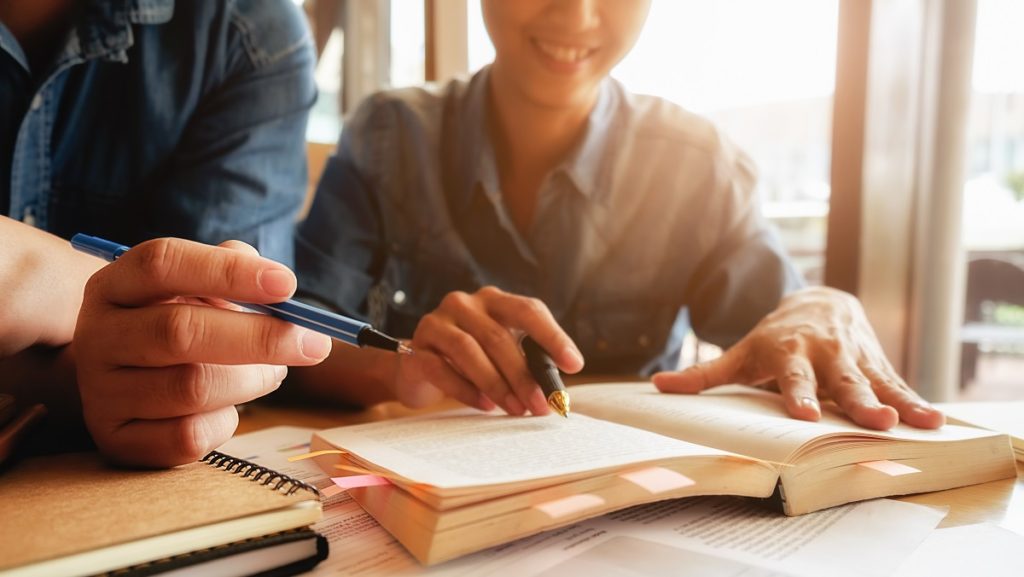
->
[535, 40, 592, 63]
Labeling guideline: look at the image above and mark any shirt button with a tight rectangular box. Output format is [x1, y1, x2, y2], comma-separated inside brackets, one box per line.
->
[638, 334, 651, 347]
[30, 94, 43, 110]
[596, 339, 609, 351]
[393, 290, 406, 305]
[22, 208, 36, 227]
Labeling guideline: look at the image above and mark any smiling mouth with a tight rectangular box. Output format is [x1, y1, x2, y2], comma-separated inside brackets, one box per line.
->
[533, 38, 598, 64]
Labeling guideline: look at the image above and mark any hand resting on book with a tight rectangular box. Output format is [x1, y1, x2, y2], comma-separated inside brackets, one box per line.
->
[653, 286, 945, 430]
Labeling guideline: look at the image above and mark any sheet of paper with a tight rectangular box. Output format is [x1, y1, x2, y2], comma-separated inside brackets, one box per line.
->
[317, 409, 734, 489]
[894, 523, 1024, 577]
[572, 383, 1002, 463]
[225, 427, 944, 577]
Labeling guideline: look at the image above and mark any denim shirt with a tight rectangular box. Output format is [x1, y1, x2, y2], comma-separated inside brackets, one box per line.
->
[297, 68, 804, 375]
[0, 0, 315, 264]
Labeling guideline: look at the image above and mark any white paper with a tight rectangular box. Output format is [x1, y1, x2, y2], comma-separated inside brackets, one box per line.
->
[894, 523, 1024, 577]
[223, 427, 946, 577]
[317, 409, 734, 489]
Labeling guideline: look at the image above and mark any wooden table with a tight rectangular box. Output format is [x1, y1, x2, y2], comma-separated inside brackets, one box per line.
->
[237, 399, 1024, 534]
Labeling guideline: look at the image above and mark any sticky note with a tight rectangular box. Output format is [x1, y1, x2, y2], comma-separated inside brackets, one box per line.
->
[331, 475, 393, 489]
[320, 484, 345, 497]
[620, 467, 696, 493]
[534, 494, 605, 519]
[287, 449, 346, 462]
[858, 460, 922, 476]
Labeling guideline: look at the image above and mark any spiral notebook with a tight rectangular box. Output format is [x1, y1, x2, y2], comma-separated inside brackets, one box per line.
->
[0, 451, 325, 577]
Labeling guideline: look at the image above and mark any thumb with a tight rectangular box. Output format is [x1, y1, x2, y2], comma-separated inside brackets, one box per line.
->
[653, 347, 743, 394]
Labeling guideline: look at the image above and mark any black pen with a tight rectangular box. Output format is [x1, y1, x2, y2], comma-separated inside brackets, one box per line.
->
[521, 336, 571, 417]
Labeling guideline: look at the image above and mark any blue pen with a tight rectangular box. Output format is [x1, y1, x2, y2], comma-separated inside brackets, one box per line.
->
[71, 234, 412, 355]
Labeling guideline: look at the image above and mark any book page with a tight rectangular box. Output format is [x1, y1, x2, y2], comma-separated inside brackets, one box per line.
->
[571, 383, 999, 463]
[315, 409, 736, 489]
[225, 427, 944, 577]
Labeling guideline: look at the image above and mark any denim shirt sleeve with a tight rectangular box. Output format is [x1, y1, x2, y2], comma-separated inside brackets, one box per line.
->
[683, 137, 805, 348]
[296, 97, 387, 321]
[154, 0, 316, 266]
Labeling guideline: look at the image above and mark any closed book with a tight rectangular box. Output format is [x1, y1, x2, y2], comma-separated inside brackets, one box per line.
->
[0, 451, 325, 577]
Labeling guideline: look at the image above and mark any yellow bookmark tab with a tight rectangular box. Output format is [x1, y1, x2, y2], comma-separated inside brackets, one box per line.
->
[857, 460, 922, 476]
[287, 449, 346, 462]
[620, 467, 696, 494]
[534, 494, 605, 519]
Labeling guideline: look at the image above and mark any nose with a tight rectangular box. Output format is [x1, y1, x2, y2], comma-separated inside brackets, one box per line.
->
[547, 0, 601, 33]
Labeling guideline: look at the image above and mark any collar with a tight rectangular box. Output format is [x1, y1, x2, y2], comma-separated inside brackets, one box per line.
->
[455, 67, 619, 212]
[62, 0, 174, 65]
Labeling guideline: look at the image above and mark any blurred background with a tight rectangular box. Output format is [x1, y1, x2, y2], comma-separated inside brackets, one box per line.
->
[296, 0, 1023, 403]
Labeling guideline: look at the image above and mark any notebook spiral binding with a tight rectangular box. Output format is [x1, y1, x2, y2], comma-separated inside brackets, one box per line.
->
[201, 451, 320, 497]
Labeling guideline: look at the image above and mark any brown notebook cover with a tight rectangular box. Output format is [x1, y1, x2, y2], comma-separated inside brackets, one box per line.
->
[0, 451, 323, 577]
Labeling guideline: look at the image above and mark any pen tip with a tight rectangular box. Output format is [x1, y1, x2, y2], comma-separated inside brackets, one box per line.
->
[548, 390, 570, 418]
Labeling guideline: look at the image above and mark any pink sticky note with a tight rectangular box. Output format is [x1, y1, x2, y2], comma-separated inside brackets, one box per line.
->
[620, 467, 696, 494]
[858, 460, 921, 476]
[534, 494, 605, 519]
[331, 475, 393, 489]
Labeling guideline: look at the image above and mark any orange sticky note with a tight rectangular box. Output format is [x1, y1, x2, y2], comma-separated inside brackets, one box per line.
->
[534, 494, 605, 519]
[620, 467, 696, 493]
[287, 449, 346, 462]
[858, 460, 921, 476]
[331, 475, 393, 489]
[320, 484, 345, 497]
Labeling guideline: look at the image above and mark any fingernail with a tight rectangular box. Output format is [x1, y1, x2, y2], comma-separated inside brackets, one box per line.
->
[528, 389, 550, 415]
[564, 347, 585, 369]
[505, 394, 525, 415]
[800, 396, 819, 411]
[300, 330, 331, 360]
[912, 404, 935, 415]
[274, 365, 288, 382]
[258, 268, 294, 298]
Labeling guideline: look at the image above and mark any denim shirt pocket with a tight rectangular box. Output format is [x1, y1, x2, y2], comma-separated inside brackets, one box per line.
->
[570, 295, 679, 375]
[47, 181, 136, 241]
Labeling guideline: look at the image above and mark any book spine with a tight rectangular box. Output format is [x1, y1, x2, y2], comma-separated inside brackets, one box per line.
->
[201, 451, 320, 497]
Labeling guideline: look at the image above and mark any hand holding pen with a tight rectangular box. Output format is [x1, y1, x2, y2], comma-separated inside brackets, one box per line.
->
[71, 235, 401, 468]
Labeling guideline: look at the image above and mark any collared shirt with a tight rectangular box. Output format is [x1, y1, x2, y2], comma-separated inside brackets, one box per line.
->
[297, 68, 804, 374]
[0, 0, 316, 264]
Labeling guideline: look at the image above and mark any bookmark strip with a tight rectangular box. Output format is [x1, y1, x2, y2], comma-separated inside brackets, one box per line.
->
[620, 467, 696, 494]
[857, 460, 922, 476]
[534, 494, 605, 519]
[287, 449, 346, 462]
[331, 475, 393, 489]
[320, 484, 345, 497]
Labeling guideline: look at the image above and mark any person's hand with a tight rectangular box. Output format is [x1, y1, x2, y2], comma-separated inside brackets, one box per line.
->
[390, 286, 584, 415]
[74, 238, 333, 467]
[0, 216, 105, 356]
[652, 286, 944, 430]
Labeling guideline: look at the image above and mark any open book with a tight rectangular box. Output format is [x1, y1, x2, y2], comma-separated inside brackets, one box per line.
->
[310, 383, 1017, 565]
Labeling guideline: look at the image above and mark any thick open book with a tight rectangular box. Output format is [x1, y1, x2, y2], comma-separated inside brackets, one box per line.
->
[310, 383, 1017, 565]
[0, 451, 326, 577]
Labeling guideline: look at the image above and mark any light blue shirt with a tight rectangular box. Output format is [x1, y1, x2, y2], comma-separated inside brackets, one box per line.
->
[298, 67, 803, 374]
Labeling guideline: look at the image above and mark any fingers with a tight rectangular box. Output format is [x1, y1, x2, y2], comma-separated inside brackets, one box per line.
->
[652, 346, 744, 394]
[98, 364, 287, 420]
[823, 356, 899, 430]
[394, 351, 494, 411]
[862, 365, 945, 429]
[80, 303, 331, 367]
[415, 312, 527, 414]
[89, 237, 297, 307]
[775, 356, 821, 422]
[478, 287, 584, 374]
[95, 406, 240, 468]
